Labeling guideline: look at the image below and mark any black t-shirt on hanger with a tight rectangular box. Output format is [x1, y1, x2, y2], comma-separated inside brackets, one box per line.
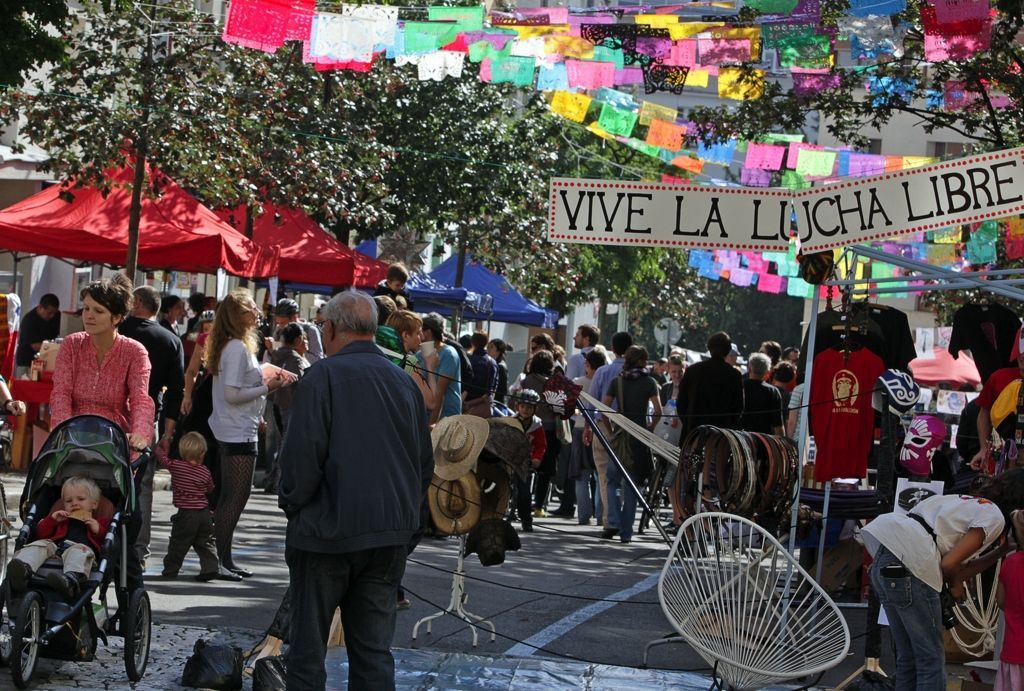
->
[851, 303, 917, 371]
[948, 303, 1021, 383]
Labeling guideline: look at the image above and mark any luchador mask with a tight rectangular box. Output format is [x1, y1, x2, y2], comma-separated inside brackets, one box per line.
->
[899, 415, 946, 477]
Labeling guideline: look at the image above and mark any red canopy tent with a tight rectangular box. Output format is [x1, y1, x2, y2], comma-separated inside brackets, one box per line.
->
[0, 166, 278, 278]
[909, 347, 982, 388]
[217, 204, 388, 289]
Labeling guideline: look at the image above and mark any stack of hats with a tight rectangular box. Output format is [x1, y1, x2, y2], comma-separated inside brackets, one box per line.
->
[428, 415, 526, 566]
[429, 416, 489, 537]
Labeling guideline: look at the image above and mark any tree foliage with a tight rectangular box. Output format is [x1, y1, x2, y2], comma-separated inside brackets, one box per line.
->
[0, 1, 70, 89]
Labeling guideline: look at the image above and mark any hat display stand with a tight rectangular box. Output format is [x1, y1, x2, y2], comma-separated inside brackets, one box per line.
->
[411, 534, 495, 647]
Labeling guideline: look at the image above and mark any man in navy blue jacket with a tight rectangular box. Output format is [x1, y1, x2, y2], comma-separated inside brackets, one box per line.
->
[279, 290, 433, 690]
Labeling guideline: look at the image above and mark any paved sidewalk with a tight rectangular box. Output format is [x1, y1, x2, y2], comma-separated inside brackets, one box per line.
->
[15, 623, 262, 690]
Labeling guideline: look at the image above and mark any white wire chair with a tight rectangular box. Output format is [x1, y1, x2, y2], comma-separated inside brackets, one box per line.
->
[658, 512, 851, 690]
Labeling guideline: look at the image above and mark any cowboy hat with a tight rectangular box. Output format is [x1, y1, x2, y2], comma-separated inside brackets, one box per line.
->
[428, 473, 481, 536]
[431, 415, 489, 481]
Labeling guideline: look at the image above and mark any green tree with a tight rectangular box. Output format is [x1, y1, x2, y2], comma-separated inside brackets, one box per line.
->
[0, 1, 70, 89]
[0, 1, 390, 278]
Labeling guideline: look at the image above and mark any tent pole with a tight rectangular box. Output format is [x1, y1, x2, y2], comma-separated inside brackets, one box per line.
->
[787, 285, 820, 554]
[452, 226, 468, 335]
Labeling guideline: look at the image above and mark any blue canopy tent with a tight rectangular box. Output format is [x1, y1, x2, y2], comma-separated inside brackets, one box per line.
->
[353, 243, 492, 312]
[428, 255, 559, 328]
[406, 272, 493, 313]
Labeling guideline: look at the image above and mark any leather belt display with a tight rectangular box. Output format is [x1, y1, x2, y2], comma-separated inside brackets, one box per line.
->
[681, 425, 799, 529]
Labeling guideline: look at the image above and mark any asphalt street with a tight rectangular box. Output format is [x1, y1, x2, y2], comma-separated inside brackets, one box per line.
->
[0, 471, 901, 689]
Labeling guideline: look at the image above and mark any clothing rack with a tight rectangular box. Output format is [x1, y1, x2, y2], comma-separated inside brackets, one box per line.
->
[794, 243, 1024, 676]
[411, 535, 496, 648]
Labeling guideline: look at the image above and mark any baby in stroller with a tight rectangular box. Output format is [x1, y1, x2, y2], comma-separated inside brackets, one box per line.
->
[8, 476, 109, 600]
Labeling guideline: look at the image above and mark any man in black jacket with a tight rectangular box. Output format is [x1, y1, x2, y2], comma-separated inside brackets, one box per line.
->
[279, 290, 433, 690]
[118, 285, 185, 565]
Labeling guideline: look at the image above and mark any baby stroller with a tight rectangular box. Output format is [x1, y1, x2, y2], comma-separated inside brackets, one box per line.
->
[0, 415, 151, 688]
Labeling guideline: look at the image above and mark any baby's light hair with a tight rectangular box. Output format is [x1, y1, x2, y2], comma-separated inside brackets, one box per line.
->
[178, 432, 208, 462]
[62, 476, 101, 503]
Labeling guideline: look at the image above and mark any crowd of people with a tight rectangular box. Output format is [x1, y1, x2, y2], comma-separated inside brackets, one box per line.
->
[8, 266, 1024, 691]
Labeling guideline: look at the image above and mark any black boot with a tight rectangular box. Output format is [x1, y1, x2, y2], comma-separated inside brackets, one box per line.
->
[47, 571, 81, 600]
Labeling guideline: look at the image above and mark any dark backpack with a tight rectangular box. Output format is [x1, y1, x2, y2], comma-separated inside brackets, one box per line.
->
[444, 338, 475, 391]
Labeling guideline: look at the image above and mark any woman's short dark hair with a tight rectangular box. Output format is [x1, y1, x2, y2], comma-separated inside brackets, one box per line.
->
[281, 323, 304, 346]
[487, 338, 508, 361]
[81, 273, 133, 319]
[471, 331, 489, 351]
[773, 361, 796, 384]
[373, 295, 397, 325]
[531, 333, 555, 352]
[973, 468, 1024, 524]
[585, 349, 607, 372]
[623, 345, 648, 370]
[527, 350, 555, 376]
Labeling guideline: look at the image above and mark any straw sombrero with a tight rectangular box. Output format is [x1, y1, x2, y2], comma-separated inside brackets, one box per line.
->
[428, 473, 482, 536]
[431, 415, 489, 481]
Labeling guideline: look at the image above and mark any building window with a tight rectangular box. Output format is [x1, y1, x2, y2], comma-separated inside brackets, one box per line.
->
[928, 141, 965, 158]
[867, 139, 882, 154]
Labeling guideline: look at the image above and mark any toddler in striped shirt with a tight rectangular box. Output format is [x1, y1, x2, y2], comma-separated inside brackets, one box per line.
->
[158, 432, 239, 582]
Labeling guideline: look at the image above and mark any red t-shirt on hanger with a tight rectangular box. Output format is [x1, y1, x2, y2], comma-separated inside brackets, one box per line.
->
[808, 347, 885, 483]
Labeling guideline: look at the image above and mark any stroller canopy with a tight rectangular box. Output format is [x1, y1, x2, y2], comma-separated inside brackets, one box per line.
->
[21, 415, 135, 520]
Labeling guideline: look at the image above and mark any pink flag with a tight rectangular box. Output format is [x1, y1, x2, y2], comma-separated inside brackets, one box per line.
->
[565, 59, 616, 89]
[745, 143, 786, 170]
[757, 273, 783, 293]
[698, 38, 751, 64]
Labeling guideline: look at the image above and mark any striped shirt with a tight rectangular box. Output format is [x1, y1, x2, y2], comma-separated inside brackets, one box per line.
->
[156, 448, 214, 510]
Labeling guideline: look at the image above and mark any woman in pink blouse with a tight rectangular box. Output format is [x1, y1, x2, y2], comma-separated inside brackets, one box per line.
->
[50, 273, 154, 451]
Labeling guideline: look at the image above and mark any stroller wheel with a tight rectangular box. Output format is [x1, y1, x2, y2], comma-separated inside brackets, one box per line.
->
[123, 589, 151, 681]
[11, 591, 42, 689]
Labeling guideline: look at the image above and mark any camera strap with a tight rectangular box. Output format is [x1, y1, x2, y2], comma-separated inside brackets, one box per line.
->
[907, 511, 938, 545]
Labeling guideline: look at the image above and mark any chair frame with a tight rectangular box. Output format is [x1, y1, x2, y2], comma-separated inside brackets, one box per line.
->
[658, 512, 851, 690]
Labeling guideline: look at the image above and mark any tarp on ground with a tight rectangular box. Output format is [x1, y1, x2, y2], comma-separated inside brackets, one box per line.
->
[910, 347, 981, 387]
[406, 272, 493, 313]
[217, 204, 388, 288]
[0, 166, 278, 278]
[428, 255, 558, 328]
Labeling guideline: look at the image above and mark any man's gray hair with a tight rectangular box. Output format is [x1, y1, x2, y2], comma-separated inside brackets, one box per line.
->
[322, 290, 377, 336]
[747, 352, 771, 377]
[133, 286, 160, 315]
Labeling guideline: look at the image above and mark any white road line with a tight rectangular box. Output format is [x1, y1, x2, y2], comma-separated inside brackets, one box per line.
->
[503, 572, 661, 657]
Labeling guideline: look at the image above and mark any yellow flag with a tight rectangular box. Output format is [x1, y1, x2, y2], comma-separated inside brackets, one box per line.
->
[718, 68, 764, 100]
[635, 14, 680, 28]
[544, 35, 594, 59]
[901, 156, 936, 170]
[685, 69, 710, 87]
[511, 25, 568, 39]
[550, 91, 592, 123]
[639, 101, 678, 126]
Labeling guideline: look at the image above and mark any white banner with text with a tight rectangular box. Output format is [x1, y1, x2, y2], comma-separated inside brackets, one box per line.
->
[548, 147, 1024, 253]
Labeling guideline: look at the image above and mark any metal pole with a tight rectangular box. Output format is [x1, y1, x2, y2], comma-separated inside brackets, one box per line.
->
[579, 404, 672, 545]
[850, 244, 1024, 301]
[453, 226, 468, 335]
[787, 286, 820, 554]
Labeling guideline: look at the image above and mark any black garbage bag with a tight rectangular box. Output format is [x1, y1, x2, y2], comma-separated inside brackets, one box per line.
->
[253, 656, 288, 691]
[181, 639, 243, 690]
